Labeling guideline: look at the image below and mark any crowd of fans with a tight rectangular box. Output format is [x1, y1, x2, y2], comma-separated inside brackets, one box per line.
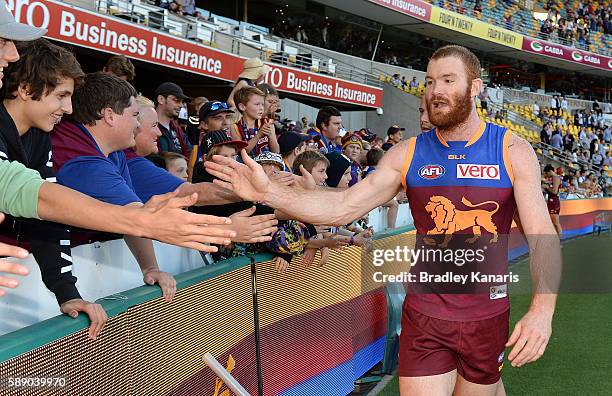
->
[540, 1, 612, 47]
[538, 100, 611, 198]
[0, 37, 411, 338]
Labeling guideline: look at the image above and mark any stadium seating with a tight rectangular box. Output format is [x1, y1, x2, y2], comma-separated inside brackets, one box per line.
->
[424, 0, 612, 56]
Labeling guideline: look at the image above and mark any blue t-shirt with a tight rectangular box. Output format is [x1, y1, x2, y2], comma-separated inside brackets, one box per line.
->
[124, 149, 184, 203]
[52, 121, 141, 206]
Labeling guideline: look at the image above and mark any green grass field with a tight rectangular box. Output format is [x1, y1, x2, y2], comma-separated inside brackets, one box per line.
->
[379, 233, 612, 396]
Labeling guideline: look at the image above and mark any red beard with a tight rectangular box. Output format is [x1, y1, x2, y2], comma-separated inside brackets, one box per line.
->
[427, 87, 473, 129]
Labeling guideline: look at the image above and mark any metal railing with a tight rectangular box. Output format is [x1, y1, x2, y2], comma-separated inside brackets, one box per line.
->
[93, 0, 381, 88]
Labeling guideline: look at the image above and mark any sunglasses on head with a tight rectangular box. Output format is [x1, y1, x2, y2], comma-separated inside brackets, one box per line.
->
[209, 101, 230, 111]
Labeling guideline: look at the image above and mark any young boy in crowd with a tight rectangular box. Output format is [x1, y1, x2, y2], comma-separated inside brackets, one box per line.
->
[278, 131, 311, 172]
[160, 152, 188, 181]
[257, 83, 281, 123]
[341, 133, 364, 186]
[0, 38, 108, 333]
[363, 147, 384, 178]
[230, 87, 279, 156]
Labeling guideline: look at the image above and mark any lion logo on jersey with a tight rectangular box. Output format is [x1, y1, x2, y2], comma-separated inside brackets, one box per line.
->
[424, 196, 499, 248]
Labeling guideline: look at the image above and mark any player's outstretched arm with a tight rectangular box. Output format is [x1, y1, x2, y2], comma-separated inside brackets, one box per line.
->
[206, 142, 408, 226]
[37, 183, 236, 252]
[505, 133, 561, 368]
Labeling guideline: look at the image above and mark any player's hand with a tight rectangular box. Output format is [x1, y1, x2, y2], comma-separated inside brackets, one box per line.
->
[140, 191, 235, 252]
[61, 299, 108, 340]
[270, 171, 295, 186]
[295, 165, 317, 190]
[206, 150, 271, 202]
[273, 256, 290, 273]
[143, 269, 177, 303]
[227, 206, 278, 243]
[506, 307, 553, 367]
[0, 219, 30, 296]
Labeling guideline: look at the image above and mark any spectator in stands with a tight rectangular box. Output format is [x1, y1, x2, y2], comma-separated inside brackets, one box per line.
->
[563, 129, 575, 152]
[401, 76, 408, 89]
[604, 125, 611, 143]
[533, 102, 540, 117]
[391, 74, 401, 87]
[181, 0, 196, 16]
[551, 130, 563, 150]
[231, 87, 279, 156]
[341, 133, 363, 187]
[579, 126, 589, 148]
[227, 58, 270, 109]
[409, 76, 419, 89]
[102, 55, 135, 81]
[133, 96, 161, 157]
[160, 152, 188, 181]
[540, 123, 552, 145]
[325, 151, 352, 188]
[560, 96, 569, 111]
[363, 148, 383, 178]
[167, 1, 184, 15]
[307, 106, 343, 155]
[294, 150, 330, 186]
[278, 132, 310, 172]
[155, 82, 192, 157]
[257, 83, 281, 123]
[52, 72, 180, 307]
[478, 86, 488, 111]
[198, 101, 234, 138]
[371, 136, 384, 150]
[0, 39, 110, 336]
[591, 149, 604, 168]
[382, 125, 404, 151]
[589, 136, 600, 158]
[419, 96, 433, 132]
[185, 96, 208, 146]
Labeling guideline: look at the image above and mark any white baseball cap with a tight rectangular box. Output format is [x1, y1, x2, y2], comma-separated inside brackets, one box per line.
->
[0, 1, 46, 41]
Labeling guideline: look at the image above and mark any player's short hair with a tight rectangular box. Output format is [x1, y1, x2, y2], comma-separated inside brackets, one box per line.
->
[2, 39, 84, 101]
[430, 45, 481, 82]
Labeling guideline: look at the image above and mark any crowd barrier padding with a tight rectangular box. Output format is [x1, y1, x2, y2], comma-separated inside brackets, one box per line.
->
[0, 198, 609, 395]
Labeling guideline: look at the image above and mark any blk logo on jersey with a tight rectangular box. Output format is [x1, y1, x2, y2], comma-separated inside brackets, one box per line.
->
[457, 164, 500, 180]
[419, 164, 445, 180]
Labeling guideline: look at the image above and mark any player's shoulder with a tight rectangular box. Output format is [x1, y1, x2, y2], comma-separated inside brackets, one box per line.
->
[381, 137, 416, 171]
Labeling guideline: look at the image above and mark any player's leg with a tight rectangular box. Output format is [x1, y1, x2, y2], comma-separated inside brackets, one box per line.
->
[398, 308, 460, 396]
[399, 371, 457, 396]
[453, 374, 501, 396]
[453, 310, 509, 396]
[549, 213, 562, 236]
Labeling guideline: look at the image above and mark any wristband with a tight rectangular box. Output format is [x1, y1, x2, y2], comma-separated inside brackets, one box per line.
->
[349, 236, 355, 246]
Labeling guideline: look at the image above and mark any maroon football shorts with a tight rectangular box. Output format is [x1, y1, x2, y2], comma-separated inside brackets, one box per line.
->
[547, 196, 561, 215]
[398, 307, 509, 385]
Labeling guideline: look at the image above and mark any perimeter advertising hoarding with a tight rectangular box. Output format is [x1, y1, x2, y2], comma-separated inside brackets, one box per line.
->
[522, 36, 612, 72]
[7, 0, 383, 107]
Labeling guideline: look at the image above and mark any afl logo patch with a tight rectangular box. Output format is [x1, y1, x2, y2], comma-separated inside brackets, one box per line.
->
[419, 164, 445, 179]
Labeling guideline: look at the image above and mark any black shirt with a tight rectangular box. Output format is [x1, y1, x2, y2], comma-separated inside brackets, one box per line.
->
[0, 103, 81, 305]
